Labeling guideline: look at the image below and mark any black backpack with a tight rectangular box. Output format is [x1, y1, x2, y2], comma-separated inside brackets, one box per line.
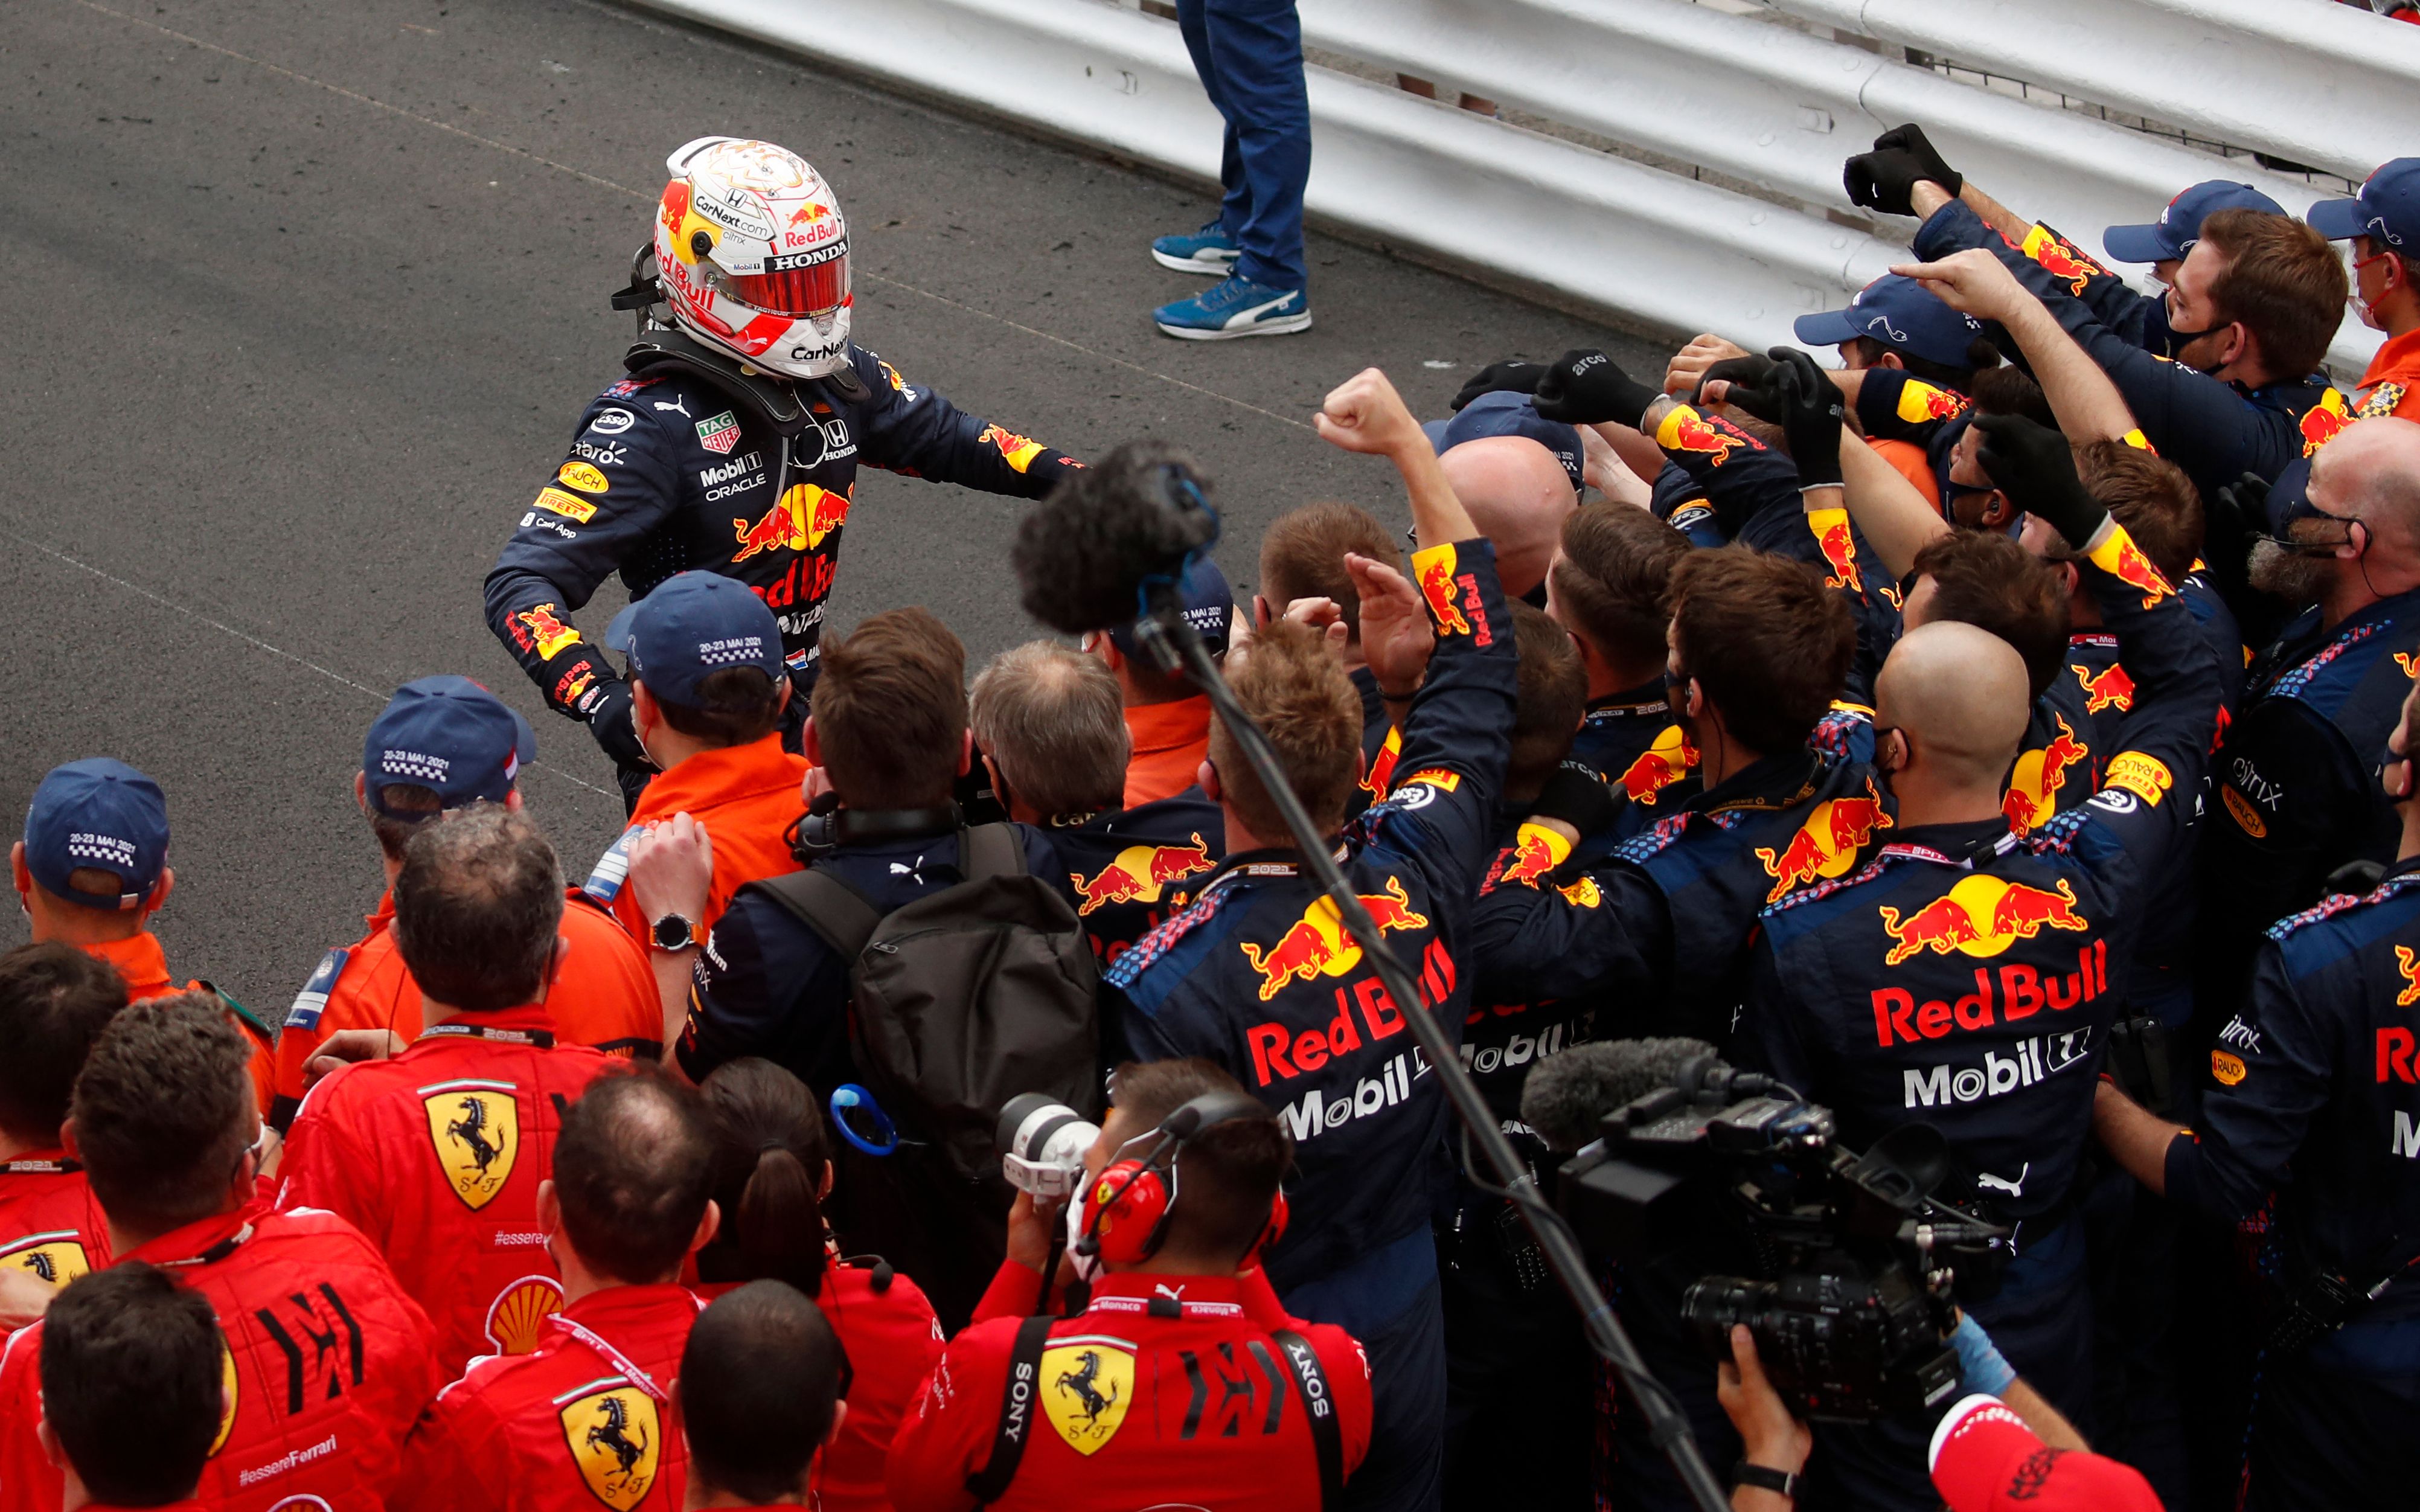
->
[742, 823, 1100, 1327]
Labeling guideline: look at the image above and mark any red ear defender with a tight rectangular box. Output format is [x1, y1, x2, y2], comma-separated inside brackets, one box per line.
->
[1083, 1159, 1173, 1267]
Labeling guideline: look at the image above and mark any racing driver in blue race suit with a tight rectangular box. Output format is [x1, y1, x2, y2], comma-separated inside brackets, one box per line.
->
[484, 136, 1081, 803]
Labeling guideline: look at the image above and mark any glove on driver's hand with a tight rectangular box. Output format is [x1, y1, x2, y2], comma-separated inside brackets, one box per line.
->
[1533, 348, 1664, 430]
[2204, 470, 2268, 603]
[1975, 414, 2107, 551]
[1694, 352, 1777, 412]
[1759, 348, 1846, 489]
[1871, 123, 1962, 197]
[1453, 360, 1549, 412]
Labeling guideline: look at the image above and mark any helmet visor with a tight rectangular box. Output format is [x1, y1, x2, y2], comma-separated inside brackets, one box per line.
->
[728, 241, 848, 318]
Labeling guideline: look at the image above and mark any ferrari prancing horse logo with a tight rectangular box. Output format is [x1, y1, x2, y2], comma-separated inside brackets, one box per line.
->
[422, 1080, 519, 1210]
[1040, 1337, 1135, 1455]
[560, 1383, 661, 1510]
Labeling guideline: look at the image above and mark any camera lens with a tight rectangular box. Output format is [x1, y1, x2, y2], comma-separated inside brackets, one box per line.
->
[997, 1094, 1102, 1199]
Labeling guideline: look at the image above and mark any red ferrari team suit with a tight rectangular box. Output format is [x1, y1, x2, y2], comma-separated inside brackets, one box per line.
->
[393, 1282, 706, 1512]
[270, 888, 665, 1130]
[694, 1257, 944, 1512]
[0, 1151, 110, 1292]
[886, 1262, 1372, 1512]
[580, 732, 808, 943]
[277, 1006, 615, 1377]
[78, 932, 278, 1120]
[0, 1201, 440, 1511]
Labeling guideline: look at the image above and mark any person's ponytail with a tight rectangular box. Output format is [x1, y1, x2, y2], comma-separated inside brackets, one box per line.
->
[696, 1059, 834, 1296]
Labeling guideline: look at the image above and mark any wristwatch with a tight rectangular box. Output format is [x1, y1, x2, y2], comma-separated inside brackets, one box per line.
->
[1734, 1461, 1800, 1501]
[650, 914, 699, 952]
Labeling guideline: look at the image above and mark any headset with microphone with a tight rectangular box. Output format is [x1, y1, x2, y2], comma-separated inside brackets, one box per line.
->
[1075, 1089, 1287, 1267]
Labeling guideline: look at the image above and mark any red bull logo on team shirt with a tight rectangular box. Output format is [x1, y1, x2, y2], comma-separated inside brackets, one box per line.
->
[1412, 545, 1473, 640]
[2073, 662, 2136, 714]
[1494, 825, 1566, 889]
[1069, 834, 1215, 917]
[1359, 726, 1403, 801]
[2020, 226, 2101, 296]
[1880, 875, 2089, 967]
[1893, 380, 1970, 426]
[1754, 792, 1889, 903]
[1238, 876, 1430, 1001]
[1806, 507, 1863, 594]
[514, 604, 583, 662]
[2003, 714, 2087, 835]
[978, 423, 1046, 473]
[2300, 389, 2352, 457]
[732, 482, 852, 562]
[2085, 528, 2174, 612]
[1655, 405, 1752, 467]
[1617, 725, 1697, 805]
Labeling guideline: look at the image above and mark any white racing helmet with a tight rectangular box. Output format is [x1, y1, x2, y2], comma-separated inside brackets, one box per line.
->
[652, 136, 852, 380]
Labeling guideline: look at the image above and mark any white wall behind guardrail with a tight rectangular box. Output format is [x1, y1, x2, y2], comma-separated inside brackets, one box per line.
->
[630, 0, 2395, 377]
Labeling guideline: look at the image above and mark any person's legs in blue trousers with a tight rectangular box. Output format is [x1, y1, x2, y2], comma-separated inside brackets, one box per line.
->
[1174, 0, 1308, 293]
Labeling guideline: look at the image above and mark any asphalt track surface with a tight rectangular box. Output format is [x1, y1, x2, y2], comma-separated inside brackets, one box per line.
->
[0, 0, 1662, 1016]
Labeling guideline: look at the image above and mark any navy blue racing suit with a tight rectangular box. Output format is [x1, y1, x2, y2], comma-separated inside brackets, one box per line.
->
[2166, 860, 2420, 1511]
[1105, 539, 1515, 1512]
[484, 341, 1078, 772]
[1913, 199, 2346, 513]
[1740, 519, 2221, 1511]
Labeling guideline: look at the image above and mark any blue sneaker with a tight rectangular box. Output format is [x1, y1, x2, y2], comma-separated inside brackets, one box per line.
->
[1153, 275, 1313, 340]
[1151, 221, 1241, 274]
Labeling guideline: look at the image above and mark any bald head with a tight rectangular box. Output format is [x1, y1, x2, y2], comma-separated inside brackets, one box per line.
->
[1436, 437, 1578, 597]
[1877, 621, 2032, 790]
[2311, 417, 2420, 554]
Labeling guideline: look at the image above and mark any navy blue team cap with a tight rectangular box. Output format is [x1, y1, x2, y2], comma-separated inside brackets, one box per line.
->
[1793, 276, 1985, 369]
[1422, 391, 1585, 492]
[362, 676, 536, 819]
[2309, 158, 2420, 252]
[605, 571, 787, 708]
[22, 758, 169, 912]
[2104, 181, 2287, 264]
[1108, 555, 1234, 658]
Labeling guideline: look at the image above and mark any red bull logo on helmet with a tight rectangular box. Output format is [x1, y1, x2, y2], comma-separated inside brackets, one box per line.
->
[1238, 876, 1430, 1001]
[1617, 725, 1697, 805]
[1753, 791, 1889, 903]
[1069, 834, 1214, 917]
[1880, 875, 2088, 967]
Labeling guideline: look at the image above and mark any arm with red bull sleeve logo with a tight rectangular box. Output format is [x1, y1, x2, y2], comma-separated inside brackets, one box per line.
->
[848, 347, 1081, 499]
[1637, 396, 1807, 541]
[484, 382, 691, 741]
[1910, 198, 2303, 490]
[2018, 220, 2173, 353]
[2026, 518, 2223, 894]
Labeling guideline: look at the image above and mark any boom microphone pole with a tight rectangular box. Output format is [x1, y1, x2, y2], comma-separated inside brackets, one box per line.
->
[1016, 460, 1733, 1512]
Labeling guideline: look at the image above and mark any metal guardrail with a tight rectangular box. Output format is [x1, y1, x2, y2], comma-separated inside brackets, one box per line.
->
[631, 0, 2399, 376]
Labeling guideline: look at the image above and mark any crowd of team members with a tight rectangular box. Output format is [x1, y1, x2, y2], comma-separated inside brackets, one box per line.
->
[5, 126, 2420, 1512]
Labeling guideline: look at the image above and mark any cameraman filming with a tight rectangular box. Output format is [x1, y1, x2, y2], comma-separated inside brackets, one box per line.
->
[2089, 676, 2420, 1510]
[887, 1059, 1371, 1512]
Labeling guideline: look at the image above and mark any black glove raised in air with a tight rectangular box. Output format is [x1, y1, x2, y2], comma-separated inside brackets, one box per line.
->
[1532, 348, 1664, 431]
[1452, 360, 1550, 412]
[1974, 414, 2107, 551]
[1871, 123, 1962, 197]
[1692, 351, 1776, 411]
[1759, 347, 1845, 490]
